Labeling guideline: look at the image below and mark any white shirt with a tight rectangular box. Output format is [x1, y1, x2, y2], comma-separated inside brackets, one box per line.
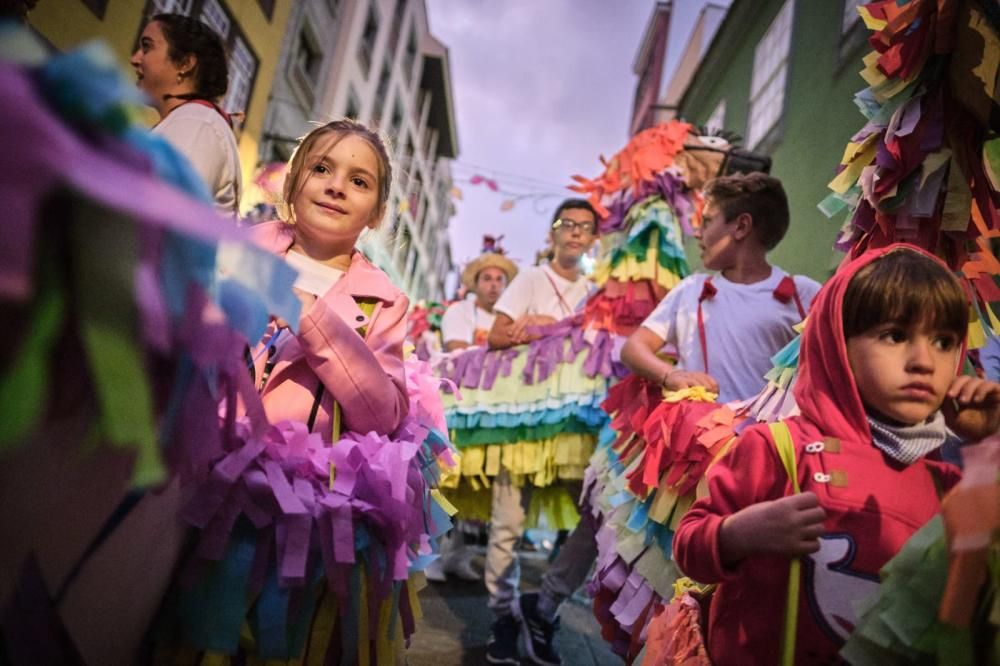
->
[641, 268, 821, 402]
[494, 264, 595, 321]
[154, 103, 242, 218]
[285, 250, 344, 297]
[441, 297, 496, 346]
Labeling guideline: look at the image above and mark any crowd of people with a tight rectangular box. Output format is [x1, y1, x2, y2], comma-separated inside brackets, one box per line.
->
[2, 5, 999, 666]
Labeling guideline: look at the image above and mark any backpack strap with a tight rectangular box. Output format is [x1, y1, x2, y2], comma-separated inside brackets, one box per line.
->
[766, 421, 801, 666]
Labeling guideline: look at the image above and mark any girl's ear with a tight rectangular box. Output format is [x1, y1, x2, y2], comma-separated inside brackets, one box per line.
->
[178, 53, 197, 78]
[368, 203, 386, 230]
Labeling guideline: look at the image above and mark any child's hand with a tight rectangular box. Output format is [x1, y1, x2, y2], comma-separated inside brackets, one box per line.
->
[719, 492, 826, 566]
[509, 314, 557, 344]
[272, 289, 317, 331]
[942, 375, 1000, 441]
[662, 369, 720, 394]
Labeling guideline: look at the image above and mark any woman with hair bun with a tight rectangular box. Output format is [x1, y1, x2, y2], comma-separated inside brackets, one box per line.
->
[131, 13, 242, 217]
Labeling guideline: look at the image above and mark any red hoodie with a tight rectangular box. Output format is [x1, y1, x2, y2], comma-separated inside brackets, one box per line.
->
[673, 244, 962, 665]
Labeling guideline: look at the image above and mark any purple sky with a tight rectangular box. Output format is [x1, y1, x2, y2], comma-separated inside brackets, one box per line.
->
[425, 0, 728, 293]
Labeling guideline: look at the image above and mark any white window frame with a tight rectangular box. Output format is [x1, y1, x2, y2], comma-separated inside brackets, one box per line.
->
[705, 98, 726, 133]
[746, 0, 794, 150]
[842, 0, 865, 34]
[199, 0, 231, 38]
[223, 35, 253, 114]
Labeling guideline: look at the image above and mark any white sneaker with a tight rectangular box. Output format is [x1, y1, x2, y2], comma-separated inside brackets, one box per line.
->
[425, 557, 447, 583]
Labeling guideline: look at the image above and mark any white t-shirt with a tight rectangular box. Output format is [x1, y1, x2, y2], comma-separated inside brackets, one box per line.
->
[441, 298, 496, 346]
[494, 264, 595, 321]
[285, 250, 344, 297]
[154, 103, 242, 218]
[641, 268, 821, 402]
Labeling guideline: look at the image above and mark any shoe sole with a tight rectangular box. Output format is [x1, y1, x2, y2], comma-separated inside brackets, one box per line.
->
[485, 656, 519, 665]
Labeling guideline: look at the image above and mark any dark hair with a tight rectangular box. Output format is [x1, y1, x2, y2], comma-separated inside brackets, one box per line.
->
[153, 13, 228, 101]
[843, 249, 967, 340]
[550, 198, 598, 228]
[704, 173, 789, 250]
[282, 118, 393, 227]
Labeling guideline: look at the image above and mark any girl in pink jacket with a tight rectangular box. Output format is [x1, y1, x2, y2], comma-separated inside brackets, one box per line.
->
[249, 118, 408, 439]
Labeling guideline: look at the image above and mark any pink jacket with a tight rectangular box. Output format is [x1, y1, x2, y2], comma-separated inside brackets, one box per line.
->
[247, 221, 409, 438]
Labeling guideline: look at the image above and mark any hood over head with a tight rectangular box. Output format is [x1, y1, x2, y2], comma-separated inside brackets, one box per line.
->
[793, 243, 968, 443]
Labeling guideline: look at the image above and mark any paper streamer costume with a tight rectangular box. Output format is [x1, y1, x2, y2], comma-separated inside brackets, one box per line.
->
[0, 32, 297, 665]
[435, 122, 746, 530]
[636, 1, 1000, 663]
[552, 121, 775, 661]
[0, 29, 458, 665]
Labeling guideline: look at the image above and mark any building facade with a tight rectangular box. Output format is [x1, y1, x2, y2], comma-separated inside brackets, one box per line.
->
[27, 0, 293, 199]
[629, 1, 673, 136]
[676, 0, 870, 279]
[259, 0, 459, 302]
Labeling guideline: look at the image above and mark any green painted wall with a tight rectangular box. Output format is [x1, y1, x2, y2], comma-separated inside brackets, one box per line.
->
[680, 0, 870, 281]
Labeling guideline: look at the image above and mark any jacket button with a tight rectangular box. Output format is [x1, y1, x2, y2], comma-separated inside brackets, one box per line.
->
[356, 315, 365, 322]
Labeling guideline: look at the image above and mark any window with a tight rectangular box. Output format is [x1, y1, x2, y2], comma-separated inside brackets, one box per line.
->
[388, 0, 406, 59]
[402, 26, 417, 83]
[373, 58, 392, 122]
[842, 0, 864, 34]
[294, 25, 323, 85]
[344, 84, 361, 119]
[746, 0, 794, 150]
[224, 36, 255, 116]
[837, 0, 868, 67]
[388, 96, 404, 140]
[705, 98, 726, 133]
[358, 3, 380, 77]
[199, 0, 231, 38]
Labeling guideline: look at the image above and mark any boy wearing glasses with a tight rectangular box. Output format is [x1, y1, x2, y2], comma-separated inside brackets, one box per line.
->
[488, 199, 599, 349]
[621, 172, 821, 403]
[484, 199, 598, 666]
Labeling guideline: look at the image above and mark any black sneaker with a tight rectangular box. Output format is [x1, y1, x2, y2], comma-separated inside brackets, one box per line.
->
[486, 614, 520, 665]
[515, 593, 562, 666]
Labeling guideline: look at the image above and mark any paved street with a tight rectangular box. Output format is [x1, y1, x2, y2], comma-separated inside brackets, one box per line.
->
[407, 548, 620, 665]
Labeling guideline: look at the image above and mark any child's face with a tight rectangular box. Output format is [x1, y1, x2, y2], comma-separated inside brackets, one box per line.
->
[548, 207, 596, 265]
[846, 319, 962, 425]
[291, 134, 381, 251]
[694, 201, 738, 271]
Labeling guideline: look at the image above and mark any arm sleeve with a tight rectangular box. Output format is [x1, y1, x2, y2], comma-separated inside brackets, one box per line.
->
[156, 115, 229, 196]
[297, 294, 409, 436]
[673, 425, 787, 583]
[493, 270, 533, 319]
[441, 302, 472, 344]
[639, 276, 688, 344]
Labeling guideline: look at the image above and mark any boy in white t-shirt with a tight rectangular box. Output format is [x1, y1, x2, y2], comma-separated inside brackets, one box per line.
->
[488, 200, 598, 349]
[621, 173, 821, 403]
[484, 199, 599, 666]
[441, 246, 518, 351]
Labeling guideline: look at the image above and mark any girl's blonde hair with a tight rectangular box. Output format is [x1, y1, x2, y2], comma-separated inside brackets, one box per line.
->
[281, 119, 393, 227]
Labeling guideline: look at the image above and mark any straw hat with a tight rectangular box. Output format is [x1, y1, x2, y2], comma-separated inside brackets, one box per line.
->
[461, 252, 518, 291]
[460, 235, 518, 291]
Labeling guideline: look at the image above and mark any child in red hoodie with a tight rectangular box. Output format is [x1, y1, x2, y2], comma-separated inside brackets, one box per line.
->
[674, 245, 1000, 664]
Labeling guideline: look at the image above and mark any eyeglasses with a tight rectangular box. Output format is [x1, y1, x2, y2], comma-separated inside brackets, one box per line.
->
[552, 218, 596, 234]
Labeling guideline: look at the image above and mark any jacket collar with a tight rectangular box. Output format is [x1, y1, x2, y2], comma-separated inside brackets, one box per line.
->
[250, 221, 400, 304]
